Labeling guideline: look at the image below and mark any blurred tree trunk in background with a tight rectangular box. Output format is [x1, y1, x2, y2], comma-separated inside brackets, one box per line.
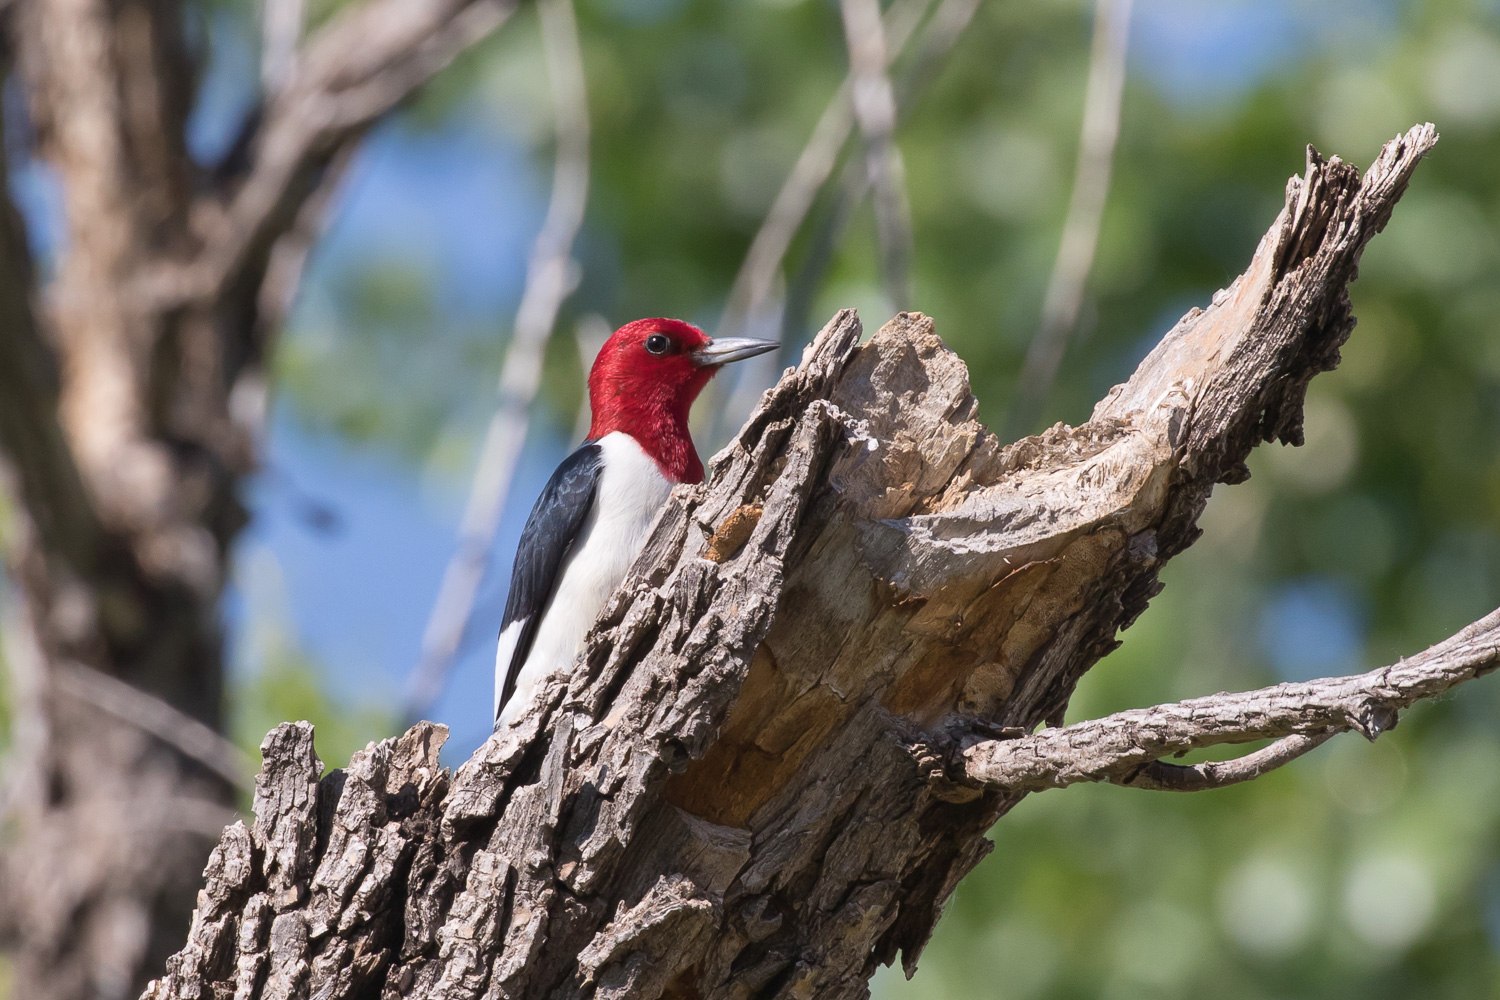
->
[0, 1, 513, 997]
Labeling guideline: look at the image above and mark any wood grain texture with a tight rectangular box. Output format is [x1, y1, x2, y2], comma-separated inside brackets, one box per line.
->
[145, 125, 1449, 999]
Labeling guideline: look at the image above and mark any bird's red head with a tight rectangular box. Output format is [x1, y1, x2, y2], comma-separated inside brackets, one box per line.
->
[587, 318, 777, 484]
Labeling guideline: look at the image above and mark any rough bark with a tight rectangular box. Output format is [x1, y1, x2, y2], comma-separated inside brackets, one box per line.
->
[0, 3, 513, 997]
[144, 125, 1463, 999]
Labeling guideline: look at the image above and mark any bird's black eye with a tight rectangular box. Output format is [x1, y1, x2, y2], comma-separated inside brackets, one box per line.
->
[644, 333, 671, 355]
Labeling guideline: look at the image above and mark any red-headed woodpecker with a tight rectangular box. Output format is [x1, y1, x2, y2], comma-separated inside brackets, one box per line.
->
[494, 318, 778, 726]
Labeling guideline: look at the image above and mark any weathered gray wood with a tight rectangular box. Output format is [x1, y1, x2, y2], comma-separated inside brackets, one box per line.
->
[144, 124, 1453, 1000]
[963, 606, 1500, 793]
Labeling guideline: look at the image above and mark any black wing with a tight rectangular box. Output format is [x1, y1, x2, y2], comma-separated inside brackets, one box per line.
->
[495, 441, 603, 720]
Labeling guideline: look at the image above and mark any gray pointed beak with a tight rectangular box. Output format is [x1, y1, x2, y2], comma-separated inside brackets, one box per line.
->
[690, 337, 779, 367]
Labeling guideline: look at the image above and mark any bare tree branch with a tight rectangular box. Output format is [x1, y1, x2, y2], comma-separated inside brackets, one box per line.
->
[773, 0, 982, 350]
[718, 0, 931, 340]
[260, 0, 307, 92]
[53, 662, 255, 792]
[1007, 0, 1133, 438]
[245, 144, 356, 378]
[895, 0, 983, 94]
[0, 602, 50, 840]
[402, 0, 591, 725]
[710, 0, 973, 446]
[1119, 732, 1333, 792]
[962, 608, 1500, 793]
[839, 0, 915, 309]
[170, 0, 517, 310]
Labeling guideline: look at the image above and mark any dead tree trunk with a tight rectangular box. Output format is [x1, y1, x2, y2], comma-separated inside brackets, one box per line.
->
[0, 4, 513, 998]
[143, 125, 1494, 1000]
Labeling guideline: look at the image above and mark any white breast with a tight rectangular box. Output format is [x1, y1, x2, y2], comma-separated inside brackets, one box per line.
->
[495, 432, 673, 724]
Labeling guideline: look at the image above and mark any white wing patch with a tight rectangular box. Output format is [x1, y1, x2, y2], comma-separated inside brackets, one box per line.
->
[494, 617, 526, 721]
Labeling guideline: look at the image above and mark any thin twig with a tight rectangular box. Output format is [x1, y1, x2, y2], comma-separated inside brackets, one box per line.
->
[718, 0, 931, 342]
[53, 662, 255, 792]
[260, 0, 307, 91]
[839, 0, 915, 310]
[779, 160, 866, 357]
[159, 0, 517, 310]
[257, 144, 356, 334]
[1119, 731, 1334, 792]
[776, 0, 982, 351]
[896, 0, 983, 96]
[131, 797, 241, 839]
[1005, 0, 1133, 439]
[402, 0, 590, 725]
[710, 0, 963, 448]
[0, 600, 50, 825]
[963, 606, 1500, 794]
